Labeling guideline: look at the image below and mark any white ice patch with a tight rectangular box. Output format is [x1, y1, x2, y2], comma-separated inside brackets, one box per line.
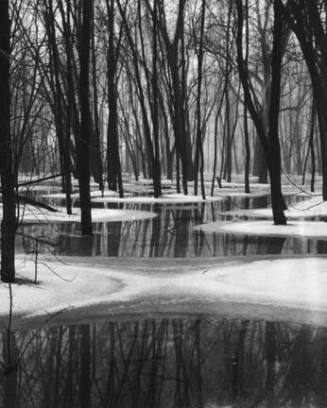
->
[222, 195, 327, 219]
[92, 193, 223, 204]
[43, 189, 120, 199]
[2, 256, 327, 328]
[196, 220, 327, 240]
[0, 205, 157, 223]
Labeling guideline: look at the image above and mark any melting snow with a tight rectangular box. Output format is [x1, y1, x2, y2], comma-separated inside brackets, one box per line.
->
[0, 205, 157, 224]
[1, 256, 327, 329]
[92, 193, 223, 204]
[196, 220, 327, 240]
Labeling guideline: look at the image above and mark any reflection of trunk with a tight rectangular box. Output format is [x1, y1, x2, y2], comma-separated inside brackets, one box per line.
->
[173, 210, 190, 257]
[231, 320, 248, 403]
[64, 326, 76, 408]
[265, 322, 277, 408]
[150, 205, 161, 256]
[108, 222, 122, 256]
[284, 326, 312, 407]
[3, 331, 17, 408]
[194, 320, 203, 408]
[79, 325, 91, 408]
[105, 322, 115, 407]
[172, 320, 184, 407]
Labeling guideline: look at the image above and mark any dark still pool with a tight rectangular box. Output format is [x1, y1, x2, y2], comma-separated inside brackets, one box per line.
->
[2, 317, 327, 408]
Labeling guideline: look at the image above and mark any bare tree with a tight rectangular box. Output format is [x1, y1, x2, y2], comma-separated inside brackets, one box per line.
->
[236, 0, 288, 224]
[77, 0, 93, 235]
[0, 0, 16, 282]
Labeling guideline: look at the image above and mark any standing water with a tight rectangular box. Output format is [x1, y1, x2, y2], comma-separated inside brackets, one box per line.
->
[8, 189, 327, 407]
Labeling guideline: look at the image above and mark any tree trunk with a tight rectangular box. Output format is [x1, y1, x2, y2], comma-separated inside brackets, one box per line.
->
[194, 0, 206, 199]
[267, 0, 287, 225]
[106, 0, 123, 197]
[236, 0, 286, 225]
[90, 14, 104, 191]
[0, 0, 16, 283]
[77, 0, 93, 235]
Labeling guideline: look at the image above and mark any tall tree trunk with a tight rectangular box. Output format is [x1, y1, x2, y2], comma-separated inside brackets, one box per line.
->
[194, 0, 206, 199]
[0, 0, 16, 282]
[91, 13, 104, 192]
[106, 0, 123, 197]
[77, 0, 93, 235]
[267, 0, 287, 225]
[236, 0, 287, 225]
[151, 0, 162, 197]
[277, 0, 327, 200]
[47, 0, 73, 215]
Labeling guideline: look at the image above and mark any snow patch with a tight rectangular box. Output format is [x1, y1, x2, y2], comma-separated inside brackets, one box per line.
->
[2, 256, 327, 329]
[0, 205, 157, 224]
[222, 195, 327, 219]
[196, 220, 327, 240]
[93, 193, 223, 204]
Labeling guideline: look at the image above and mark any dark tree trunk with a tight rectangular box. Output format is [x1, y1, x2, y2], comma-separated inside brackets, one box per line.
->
[90, 14, 104, 191]
[244, 104, 250, 193]
[47, 0, 73, 215]
[253, 136, 268, 183]
[194, 0, 206, 199]
[0, 0, 16, 283]
[310, 106, 316, 192]
[77, 0, 93, 235]
[118, 0, 160, 196]
[151, 0, 162, 198]
[106, 0, 123, 197]
[236, 0, 287, 225]
[267, 0, 287, 225]
[155, 0, 194, 189]
[244, 0, 250, 194]
[277, 0, 327, 200]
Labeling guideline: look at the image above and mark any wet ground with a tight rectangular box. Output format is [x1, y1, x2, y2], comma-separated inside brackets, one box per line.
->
[4, 186, 327, 407]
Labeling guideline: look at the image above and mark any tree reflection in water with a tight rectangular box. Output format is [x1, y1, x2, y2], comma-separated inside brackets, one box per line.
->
[18, 198, 323, 258]
[1, 318, 327, 407]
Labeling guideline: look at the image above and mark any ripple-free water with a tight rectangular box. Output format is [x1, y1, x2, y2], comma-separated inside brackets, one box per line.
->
[2, 317, 327, 407]
[10, 193, 327, 407]
[18, 195, 327, 257]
